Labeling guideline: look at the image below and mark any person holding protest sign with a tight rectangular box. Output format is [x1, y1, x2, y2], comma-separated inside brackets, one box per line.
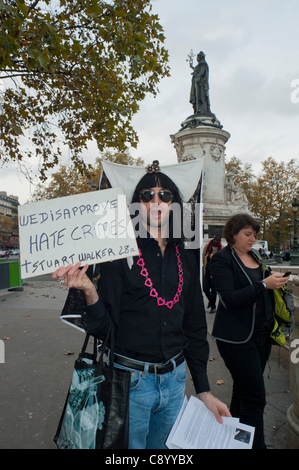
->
[53, 159, 230, 449]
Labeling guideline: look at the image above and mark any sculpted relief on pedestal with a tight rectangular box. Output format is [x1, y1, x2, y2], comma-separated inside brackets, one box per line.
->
[225, 169, 248, 208]
[210, 143, 222, 162]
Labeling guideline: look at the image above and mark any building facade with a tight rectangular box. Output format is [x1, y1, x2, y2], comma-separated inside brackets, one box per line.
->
[0, 191, 19, 248]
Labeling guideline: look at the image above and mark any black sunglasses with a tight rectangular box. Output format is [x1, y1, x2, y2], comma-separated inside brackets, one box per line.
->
[139, 190, 173, 204]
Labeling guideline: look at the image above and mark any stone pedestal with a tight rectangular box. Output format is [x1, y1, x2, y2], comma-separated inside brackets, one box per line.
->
[170, 113, 250, 244]
[287, 276, 299, 448]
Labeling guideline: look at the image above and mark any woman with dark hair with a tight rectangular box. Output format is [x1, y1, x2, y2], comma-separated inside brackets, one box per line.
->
[210, 213, 289, 449]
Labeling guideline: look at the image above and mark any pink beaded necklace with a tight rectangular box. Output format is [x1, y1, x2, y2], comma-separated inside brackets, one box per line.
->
[136, 245, 183, 309]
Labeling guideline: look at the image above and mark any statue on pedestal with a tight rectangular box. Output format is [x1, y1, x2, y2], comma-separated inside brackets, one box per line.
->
[187, 50, 211, 115]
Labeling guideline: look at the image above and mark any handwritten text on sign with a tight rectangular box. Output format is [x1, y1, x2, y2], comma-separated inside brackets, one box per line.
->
[18, 187, 138, 279]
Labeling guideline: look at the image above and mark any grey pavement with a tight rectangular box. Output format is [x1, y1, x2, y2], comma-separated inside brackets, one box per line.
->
[0, 275, 292, 449]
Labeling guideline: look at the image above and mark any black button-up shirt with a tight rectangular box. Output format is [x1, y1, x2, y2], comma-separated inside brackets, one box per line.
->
[78, 236, 210, 394]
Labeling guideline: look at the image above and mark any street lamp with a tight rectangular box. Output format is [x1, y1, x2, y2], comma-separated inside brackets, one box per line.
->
[290, 198, 299, 265]
[274, 219, 282, 264]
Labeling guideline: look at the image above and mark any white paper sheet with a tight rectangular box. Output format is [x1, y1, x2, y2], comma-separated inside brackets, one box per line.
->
[165, 396, 188, 449]
[18, 187, 138, 278]
[167, 396, 255, 450]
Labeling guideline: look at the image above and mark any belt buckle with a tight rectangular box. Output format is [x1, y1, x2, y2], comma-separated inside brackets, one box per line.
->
[154, 361, 172, 375]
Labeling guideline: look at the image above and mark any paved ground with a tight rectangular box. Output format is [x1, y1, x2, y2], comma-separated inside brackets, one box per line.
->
[0, 274, 293, 449]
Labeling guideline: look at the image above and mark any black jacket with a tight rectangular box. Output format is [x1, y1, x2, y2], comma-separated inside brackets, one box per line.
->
[210, 244, 272, 343]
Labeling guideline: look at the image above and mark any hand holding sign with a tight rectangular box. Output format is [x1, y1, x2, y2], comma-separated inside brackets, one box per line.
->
[52, 262, 100, 306]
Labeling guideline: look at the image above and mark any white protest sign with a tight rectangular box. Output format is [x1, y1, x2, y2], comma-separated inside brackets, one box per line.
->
[18, 187, 138, 279]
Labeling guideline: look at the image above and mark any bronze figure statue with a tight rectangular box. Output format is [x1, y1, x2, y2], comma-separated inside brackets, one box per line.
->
[188, 51, 211, 115]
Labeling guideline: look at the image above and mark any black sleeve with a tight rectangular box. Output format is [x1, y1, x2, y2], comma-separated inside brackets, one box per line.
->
[182, 250, 210, 394]
[76, 260, 124, 341]
[210, 253, 265, 311]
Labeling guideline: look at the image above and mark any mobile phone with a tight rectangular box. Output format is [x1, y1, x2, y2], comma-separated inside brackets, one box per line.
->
[283, 271, 291, 277]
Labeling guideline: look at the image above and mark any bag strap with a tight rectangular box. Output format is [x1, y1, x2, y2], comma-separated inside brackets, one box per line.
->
[251, 249, 271, 276]
[97, 320, 115, 371]
[78, 333, 98, 362]
[77, 319, 115, 368]
[79, 334, 90, 356]
[109, 321, 115, 367]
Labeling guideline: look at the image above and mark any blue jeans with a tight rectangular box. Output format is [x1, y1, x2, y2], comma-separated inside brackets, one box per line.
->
[114, 357, 187, 449]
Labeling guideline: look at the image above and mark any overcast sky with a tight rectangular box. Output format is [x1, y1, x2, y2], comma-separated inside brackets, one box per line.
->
[1, 0, 299, 204]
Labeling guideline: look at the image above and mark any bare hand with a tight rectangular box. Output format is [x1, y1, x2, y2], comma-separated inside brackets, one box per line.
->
[198, 391, 231, 423]
[52, 262, 99, 304]
[264, 272, 289, 290]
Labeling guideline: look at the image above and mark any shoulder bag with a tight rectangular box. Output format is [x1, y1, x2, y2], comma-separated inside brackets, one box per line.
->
[54, 322, 130, 449]
[252, 250, 295, 347]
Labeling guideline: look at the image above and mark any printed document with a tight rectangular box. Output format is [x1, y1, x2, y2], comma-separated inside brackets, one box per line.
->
[166, 395, 255, 449]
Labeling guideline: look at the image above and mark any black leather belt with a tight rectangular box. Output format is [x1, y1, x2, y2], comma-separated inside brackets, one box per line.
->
[114, 352, 185, 375]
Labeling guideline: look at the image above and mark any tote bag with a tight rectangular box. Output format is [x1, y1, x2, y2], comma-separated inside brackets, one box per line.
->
[54, 322, 130, 449]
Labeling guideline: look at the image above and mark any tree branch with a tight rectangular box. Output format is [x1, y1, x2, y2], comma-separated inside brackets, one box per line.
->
[0, 73, 30, 79]
[27, 0, 42, 14]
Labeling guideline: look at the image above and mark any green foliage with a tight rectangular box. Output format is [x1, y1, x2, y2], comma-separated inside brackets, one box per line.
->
[225, 156, 299, 249]
[0, 0, 169, 180]
[29, 149, 144, 201]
